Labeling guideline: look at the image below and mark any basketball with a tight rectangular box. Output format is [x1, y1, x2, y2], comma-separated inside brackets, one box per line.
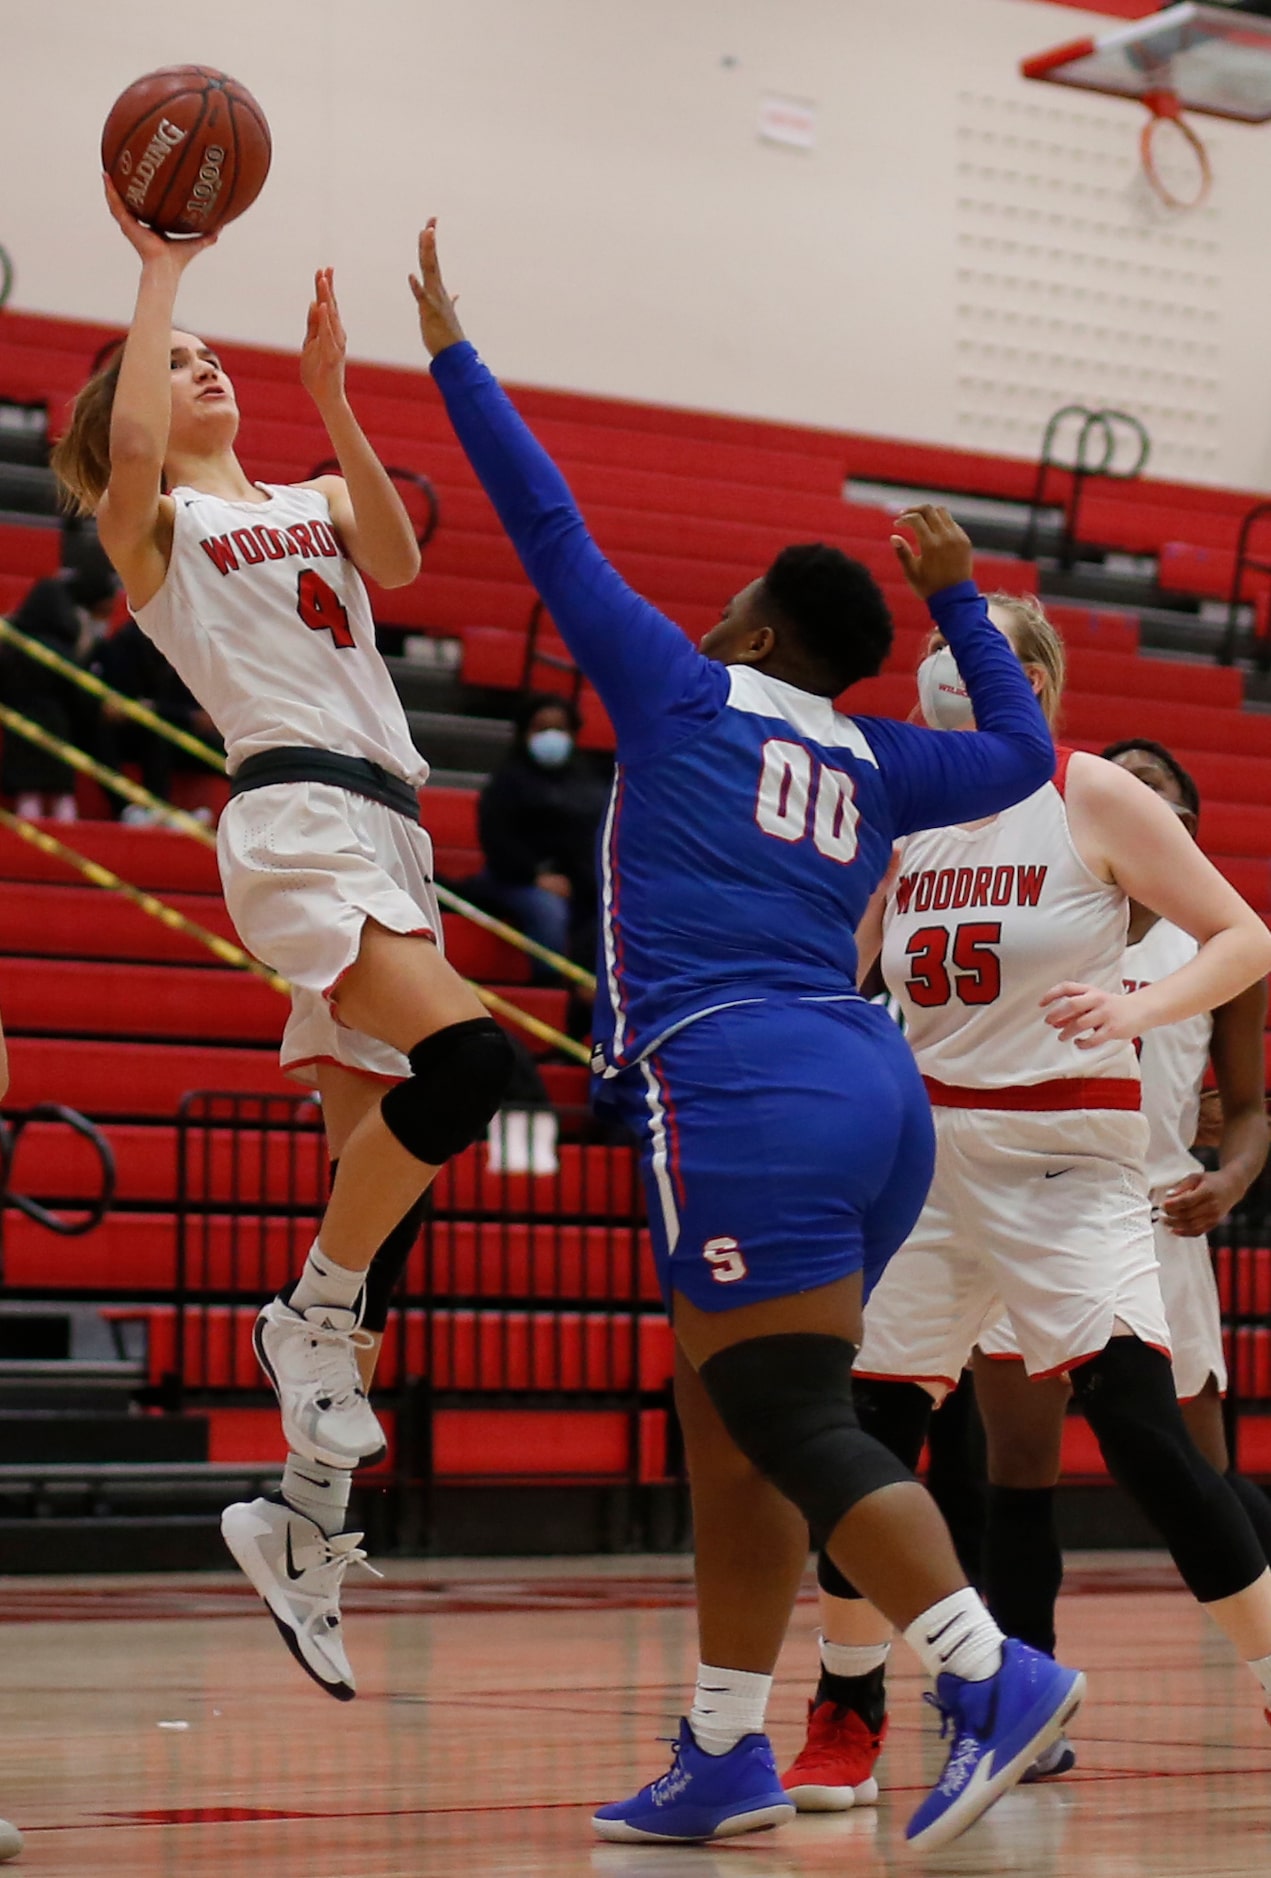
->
[101, 66, 271, 237]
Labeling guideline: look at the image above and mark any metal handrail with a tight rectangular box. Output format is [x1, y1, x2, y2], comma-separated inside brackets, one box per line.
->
[307, 457, 440, 552]
[0, 1103, 117, 1279]
[1223, 500, 1271, 669]
[1023, 403, 1150, 568]
[520, 597, 585, 704]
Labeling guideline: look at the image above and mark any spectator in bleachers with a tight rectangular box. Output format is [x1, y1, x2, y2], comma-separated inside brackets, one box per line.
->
[0, 556, 119, 820]
[474, 692, 609, 981]
[90, 617, 223, 823]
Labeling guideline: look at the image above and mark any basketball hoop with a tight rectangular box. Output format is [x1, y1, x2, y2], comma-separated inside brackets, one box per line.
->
[1139, 90, 1212, 210]
[1022, 4, 1271, 214]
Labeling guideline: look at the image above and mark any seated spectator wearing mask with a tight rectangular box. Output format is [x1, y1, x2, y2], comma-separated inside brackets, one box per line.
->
[475, 693, 609, 981]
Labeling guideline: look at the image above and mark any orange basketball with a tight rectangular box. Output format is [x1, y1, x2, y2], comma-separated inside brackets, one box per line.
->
[101, 66, 271, 237]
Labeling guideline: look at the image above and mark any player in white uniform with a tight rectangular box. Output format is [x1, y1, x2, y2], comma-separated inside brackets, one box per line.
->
[52, 186, 514, 1697]
[966, 737, 1271, 1774]
[780, 599, 1271, 1810]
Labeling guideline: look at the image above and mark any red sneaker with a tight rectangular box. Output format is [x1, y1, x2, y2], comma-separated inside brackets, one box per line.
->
[781, 1702, 887, 1812]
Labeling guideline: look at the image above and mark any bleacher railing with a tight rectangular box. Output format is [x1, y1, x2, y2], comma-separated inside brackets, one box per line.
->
[1222, 499, 1271, 669]
[171, 1091, 668, 1549]
[1023, 403, 1150, 570]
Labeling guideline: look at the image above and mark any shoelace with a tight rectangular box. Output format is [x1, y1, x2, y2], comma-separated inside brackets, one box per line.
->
[303, 1323, 377, 1412]
[923, 1689, 955, 1741]
[649, 1739, 685, 1801]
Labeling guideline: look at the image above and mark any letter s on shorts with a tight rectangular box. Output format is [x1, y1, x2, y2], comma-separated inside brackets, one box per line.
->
[704, 1236, 748, 1284]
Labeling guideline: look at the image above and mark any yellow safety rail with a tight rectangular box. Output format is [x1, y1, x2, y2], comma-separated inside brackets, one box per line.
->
[0, 614, 598, 993]
[0, 716, 591, 1066]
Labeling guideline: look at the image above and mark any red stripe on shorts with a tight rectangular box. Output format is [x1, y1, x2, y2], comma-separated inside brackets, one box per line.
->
[923, 1076, 1141, 1112]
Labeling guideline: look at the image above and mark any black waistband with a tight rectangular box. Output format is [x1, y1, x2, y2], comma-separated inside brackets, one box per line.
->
[229, 748, 421, 823]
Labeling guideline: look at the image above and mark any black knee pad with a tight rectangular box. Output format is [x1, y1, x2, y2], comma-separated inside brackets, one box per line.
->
[380, 1018, 516, 1166]
[1072, 1337, 1265, 1605]
[816, 1379, 934, 1599]
[361, 1194, 430, 1333]
[698, 1334, 915, 1549]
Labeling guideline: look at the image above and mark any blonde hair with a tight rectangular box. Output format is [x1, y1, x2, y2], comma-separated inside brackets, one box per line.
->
[984, 591, 1066, 729]
[50, 348, 124, 515]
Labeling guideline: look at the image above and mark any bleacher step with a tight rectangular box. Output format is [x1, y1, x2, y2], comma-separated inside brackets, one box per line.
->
[0, 1412, 209, 1464]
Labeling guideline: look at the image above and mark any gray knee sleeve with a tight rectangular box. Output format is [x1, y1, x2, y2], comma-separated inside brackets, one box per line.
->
[380, 1017, 515, 1166]
[698, 1333, 916, 1548]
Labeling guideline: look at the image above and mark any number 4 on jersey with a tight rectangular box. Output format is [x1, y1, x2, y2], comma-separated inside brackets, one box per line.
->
[297, 568, 355, 649]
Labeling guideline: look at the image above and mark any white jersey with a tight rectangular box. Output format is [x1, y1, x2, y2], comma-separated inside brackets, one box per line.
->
[132, 482, 427, 784]
[879, 750, 1136, 1091]
[1124, 919, 1210, 1193]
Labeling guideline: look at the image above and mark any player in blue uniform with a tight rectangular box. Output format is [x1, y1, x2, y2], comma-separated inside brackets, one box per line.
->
[410, 222, 1083, 1851]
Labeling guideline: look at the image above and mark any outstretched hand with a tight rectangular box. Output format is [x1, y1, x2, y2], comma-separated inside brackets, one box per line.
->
[891, 505, 974, 601]
[300, 267, 348, 410]
[410, 219, 466, 358]
[103, 174, 217, 271]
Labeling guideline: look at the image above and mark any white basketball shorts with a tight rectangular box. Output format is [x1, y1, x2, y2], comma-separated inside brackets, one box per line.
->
[980, 1203, 1226, 1401]
[218, 781, 443, 1085]
[855, 1104, 1171, 1402]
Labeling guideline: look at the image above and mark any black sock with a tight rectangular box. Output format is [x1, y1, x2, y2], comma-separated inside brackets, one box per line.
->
[1227, 1469, 1271, 1570]
[982, 1484, 1063, 1657]
[815, 1662, 887, 1733]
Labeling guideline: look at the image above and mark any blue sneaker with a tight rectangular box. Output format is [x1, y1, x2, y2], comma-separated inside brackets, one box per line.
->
[592, 1719, 796, 1843]
[905, 1640, 1085, 1851]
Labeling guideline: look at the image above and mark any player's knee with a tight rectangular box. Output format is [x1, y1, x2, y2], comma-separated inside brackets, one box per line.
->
[380, 1017, 515, 1166]
[1070, 1336, 1181, 1463]
[1072, 1335, 1264, 1604]
[361, 1194, 430, 1332]
[698, 1333, 915, 1547]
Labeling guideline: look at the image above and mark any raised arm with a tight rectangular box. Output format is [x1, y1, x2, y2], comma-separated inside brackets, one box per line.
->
[300, 270, 420, 589]
[1043, 756, 1271, 1048]
[862, 509, 1055, 832]
[411, 223, 721, 756]
[93, 180, 216, 608]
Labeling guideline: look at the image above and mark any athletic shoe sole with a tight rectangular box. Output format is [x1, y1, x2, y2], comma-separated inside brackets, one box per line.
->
[1021, 1736, 1077, 1783]
[591, 1800, 795, 1844]
[786, 1775, 879, 1812]
[906, 1671, 1086, 1852]
[220, 1505, 355, 1703]
[252, 1313, 387, 1472]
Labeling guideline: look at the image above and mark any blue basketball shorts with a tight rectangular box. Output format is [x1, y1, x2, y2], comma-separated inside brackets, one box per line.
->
[599, 997, 936, 1313]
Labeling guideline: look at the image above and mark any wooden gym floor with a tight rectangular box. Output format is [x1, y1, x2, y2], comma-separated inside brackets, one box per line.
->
[0, 1551, 1267, 1875]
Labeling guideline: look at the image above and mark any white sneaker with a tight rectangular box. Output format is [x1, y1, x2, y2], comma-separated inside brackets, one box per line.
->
[222, 1497, 376, 1701]
[253, 1297, 386, 1469]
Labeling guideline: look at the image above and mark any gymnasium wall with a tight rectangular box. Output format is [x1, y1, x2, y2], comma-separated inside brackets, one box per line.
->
[5, 0, 1271, 489]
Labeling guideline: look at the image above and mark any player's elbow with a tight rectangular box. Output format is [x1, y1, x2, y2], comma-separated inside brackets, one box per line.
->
[371, 543, 422, 590]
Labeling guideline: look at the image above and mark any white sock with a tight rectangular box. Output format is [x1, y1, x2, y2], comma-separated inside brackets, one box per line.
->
[688, 1663, 773, 1755]
[288, 1242, 369, 1320]
[1248, 1651, 1271, 1700]
[904, 1588, 1004, 1684]
[820, 1635, 891, 1679]
[280, 1455, 353, 1538]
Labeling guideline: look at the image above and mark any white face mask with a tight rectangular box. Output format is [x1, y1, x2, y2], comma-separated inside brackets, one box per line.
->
[916, 647, 974, 730]
[527, 727, 573, 769]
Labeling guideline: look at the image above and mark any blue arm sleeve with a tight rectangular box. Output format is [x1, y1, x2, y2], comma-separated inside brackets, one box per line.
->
[858, 581, 1055, 835]
[430, 342, 724, 756]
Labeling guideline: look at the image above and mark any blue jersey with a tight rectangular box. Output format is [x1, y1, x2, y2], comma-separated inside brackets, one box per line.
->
[431, 342, 1054, 1075]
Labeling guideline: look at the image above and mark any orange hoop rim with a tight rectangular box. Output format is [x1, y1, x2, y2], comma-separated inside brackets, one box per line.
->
[1140, 89, 1212, 211]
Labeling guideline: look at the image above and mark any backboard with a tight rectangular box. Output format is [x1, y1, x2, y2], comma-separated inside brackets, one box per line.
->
[1022, 4, 1271, 123]
[1022, 4, 1271, 208]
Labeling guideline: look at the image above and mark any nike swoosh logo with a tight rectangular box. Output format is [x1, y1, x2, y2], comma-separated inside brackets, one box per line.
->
[1044, 1169, 1074, 1180]
[284, 1525, 305, 1582]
